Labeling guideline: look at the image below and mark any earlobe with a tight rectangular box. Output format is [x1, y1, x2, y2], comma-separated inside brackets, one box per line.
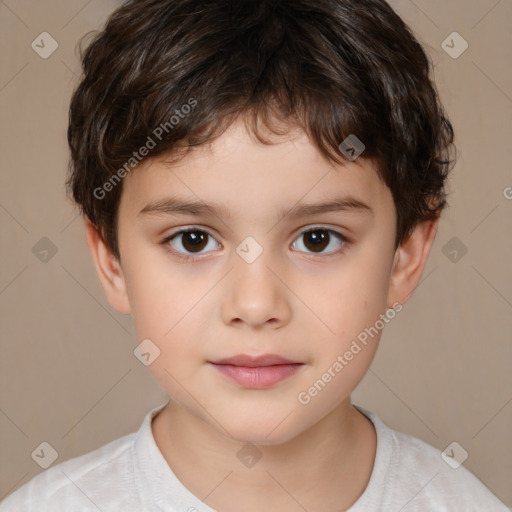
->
[84, 216, 131, 315]
[386, 217, 439, 308]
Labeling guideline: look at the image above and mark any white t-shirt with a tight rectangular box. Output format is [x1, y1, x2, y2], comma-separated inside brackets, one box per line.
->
[1, 401, 508, 511]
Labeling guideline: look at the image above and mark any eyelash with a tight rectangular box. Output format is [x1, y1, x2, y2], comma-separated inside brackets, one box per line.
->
[161, 225, 350, 262]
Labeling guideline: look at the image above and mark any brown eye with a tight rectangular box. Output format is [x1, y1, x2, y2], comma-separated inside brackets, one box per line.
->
[303, 230, 329, 253]
[291, 228, 347, 255]
[167, 229, 219, 256]
[180, 230, 208, 252]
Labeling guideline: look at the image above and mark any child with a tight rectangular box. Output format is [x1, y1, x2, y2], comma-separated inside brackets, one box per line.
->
[1, 0, 508, 510]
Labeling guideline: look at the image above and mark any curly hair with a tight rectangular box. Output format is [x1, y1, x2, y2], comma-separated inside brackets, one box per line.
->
[66, 0, 456, 261]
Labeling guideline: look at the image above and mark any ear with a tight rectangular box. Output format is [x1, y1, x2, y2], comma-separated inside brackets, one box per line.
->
[386, 217, 439, 308]
[84, 216, 131, 315]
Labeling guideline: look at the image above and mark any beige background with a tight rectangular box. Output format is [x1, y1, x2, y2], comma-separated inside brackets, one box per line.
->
[1, 0, 511, 506]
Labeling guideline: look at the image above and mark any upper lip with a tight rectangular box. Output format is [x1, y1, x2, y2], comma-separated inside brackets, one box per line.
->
[209, 354, 302, 367]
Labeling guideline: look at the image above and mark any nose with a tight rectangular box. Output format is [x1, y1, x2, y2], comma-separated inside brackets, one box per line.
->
[220, 246, 292, 330]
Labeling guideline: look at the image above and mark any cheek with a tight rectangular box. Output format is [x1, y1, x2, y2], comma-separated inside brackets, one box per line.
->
[127, 267, 210, 400]
[301, 247, 393, 402]
[313, 255, 392, 340]
[295, 268, 390, 416]
[124, 242, 201, 327]
[131, 278, 208, 347]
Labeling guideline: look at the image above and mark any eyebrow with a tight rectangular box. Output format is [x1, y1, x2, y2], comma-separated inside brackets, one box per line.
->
[137, 195, 373, 220]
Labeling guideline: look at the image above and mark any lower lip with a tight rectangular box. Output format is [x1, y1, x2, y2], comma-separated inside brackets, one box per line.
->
[210, 363, 303, 388]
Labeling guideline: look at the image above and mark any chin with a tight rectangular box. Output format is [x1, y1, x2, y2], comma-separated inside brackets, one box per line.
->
[219, 414, 302, 446]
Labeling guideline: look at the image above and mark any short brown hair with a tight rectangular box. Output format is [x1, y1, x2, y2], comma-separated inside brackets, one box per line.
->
[66, 0, 456, 261]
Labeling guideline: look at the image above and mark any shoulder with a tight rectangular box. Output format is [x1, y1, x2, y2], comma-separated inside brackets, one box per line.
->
[0, 433, 137, 512]
[361, 408, 509, 511]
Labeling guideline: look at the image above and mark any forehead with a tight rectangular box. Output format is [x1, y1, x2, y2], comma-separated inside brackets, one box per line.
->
[118, 120, 393, 222]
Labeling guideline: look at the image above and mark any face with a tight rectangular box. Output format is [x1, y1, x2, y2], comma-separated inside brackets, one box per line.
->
[104, 120, 402, 444]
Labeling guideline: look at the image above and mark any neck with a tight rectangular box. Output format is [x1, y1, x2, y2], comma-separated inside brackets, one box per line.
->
[152, 398, 377, 512]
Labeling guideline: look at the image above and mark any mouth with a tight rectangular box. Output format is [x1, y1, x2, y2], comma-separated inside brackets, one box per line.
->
[208, 354, 304, 389]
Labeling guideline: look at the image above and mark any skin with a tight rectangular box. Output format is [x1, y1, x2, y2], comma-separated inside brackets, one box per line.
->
[85, 118, 439, 511]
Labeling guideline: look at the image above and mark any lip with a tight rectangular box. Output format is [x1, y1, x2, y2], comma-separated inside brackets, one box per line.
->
[209, 354, 304, 389]
[210, 354, 301, 367]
